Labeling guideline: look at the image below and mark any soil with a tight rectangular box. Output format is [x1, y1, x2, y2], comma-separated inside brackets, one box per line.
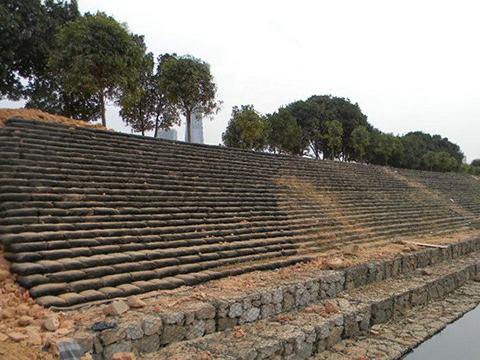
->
[0, 108, 105, 130]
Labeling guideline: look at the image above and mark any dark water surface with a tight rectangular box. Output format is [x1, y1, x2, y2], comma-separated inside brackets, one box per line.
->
[403, 305, 480, 360]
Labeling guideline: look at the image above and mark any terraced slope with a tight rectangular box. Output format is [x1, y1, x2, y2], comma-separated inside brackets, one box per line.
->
[0, 118, 479, 307]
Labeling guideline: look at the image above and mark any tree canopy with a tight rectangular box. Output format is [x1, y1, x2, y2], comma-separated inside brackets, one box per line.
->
[222, 105, 266, 151]
[160, 55, 220, 142]
[0, 0, 80, 100]
[222, 95, 467, 173]
[49, 12, 145, 126]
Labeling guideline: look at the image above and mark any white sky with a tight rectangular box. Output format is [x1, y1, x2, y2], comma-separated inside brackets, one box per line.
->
[4, 0, 480, 161]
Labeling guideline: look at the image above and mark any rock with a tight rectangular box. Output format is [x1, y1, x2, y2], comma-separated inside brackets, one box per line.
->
[420, 268, 433, 276]
[0, 309, 14, 319]
[80, 354, 94, 360]
[0, 332, 8, 342]
[25, 327, 42, 345]
[325, 257, 344, 269]
[324, 301, 339, 314]
[112, 352, 136, 360]
[127, 296, 146, 308]
[91, 320, 117, 331]
[472, 273, 480, 282]
[17, 315, 34, 326]
[104, 301, 130, 316]
[43, 316, 60, 331]
[0, 270, 9, 282]
[8, 332, 28, 342]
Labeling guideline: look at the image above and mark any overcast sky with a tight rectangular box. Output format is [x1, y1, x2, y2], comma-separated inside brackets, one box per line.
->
[4, 0, 480, 161]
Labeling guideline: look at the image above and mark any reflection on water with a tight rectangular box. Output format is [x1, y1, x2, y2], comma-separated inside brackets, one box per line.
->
[403, 305, 480, 360]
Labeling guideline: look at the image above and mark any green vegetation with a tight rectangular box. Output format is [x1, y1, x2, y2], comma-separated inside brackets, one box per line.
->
[0, 1, 217, 135]
[160, 55, 220, 143]
[223, 95, 469, 173]
[0, 2, 475, 172]
[50, 13, 144, 127]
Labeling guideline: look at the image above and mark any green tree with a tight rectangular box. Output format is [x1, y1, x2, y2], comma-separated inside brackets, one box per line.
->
[160, 55, 220, 143]
[422, 151, 458, 172]
[266, 108, 305, 155]
[285, 99, 323, 159]
[119, 53, 180, 136]
[471, 159, 480, 168]
[50, 12, 144, 126]
[222, 105, 267, 151]
[321, 120, 343, 160]
[119, 52, 156, 135]
[285, 95, 369, 160]
[350, 126, 371, 162]
[0, 0, 80, 100]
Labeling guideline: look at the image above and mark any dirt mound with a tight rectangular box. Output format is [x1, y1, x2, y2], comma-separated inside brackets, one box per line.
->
[0, 108, 105, 130]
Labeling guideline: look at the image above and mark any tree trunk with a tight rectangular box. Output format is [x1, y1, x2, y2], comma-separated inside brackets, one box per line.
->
[186, 109, 192, 143]
[154, 113, 160, 138]
[99, 91, 106, 127]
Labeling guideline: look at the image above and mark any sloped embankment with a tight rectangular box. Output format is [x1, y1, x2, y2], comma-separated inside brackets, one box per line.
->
[0, 118, 479, 307]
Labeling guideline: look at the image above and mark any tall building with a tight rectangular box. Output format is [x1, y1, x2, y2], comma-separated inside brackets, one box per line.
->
[156, 128, 177, 141]
[186, 111, 204, 144]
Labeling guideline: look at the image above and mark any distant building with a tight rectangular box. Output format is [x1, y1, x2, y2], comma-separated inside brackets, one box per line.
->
[186, 111, 204, 144]
[156, 128, 177, 141]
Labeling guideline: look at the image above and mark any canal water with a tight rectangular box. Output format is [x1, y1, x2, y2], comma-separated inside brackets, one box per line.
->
[403, 305, 480, 359]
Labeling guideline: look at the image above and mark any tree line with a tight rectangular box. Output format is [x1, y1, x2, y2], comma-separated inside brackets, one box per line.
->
[222, 95, 480, 174]
[0, 0, 220, 140]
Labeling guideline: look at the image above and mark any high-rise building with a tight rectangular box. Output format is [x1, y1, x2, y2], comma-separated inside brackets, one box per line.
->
[186, 111, 204, 144]
[156, 128, 178, 141]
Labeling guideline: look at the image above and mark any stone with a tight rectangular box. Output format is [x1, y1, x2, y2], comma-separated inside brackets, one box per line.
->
[103, 341, 133, 360]
[127, 297, 146, 309]
[25, 327, 42, 345]
[80, 354, 94, 360]
[125, 321, 143, 340]
[217, 317, 238, 331]
[240, 307, 260, 323]
[142, 316, 163, 336]
[228, 303, 242, 318]
[186, 320, 205, 340]
[324, 301, 339, 314]
[0, 270, 9, 282]
[43, 316, 60, 331]
[195, 303, 216, 320]
[111, 352, 136, 360]
[161, 325, 186, 344]
[101, 326, 127, 346]
[104, 301, 130, 316]
[133, 334, 160, 353]
[17, 315, 34, 326]
[92, 320, 117, 331]
[8, 332, 28, 342]
[162, 311, 184, 325]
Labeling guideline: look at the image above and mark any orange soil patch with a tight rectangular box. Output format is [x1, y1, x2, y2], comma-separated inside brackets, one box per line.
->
[0, 108, 105, 130]
[0, 247, 81, 359]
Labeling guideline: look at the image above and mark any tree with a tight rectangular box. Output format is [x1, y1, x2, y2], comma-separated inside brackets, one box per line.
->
[471, 159, 480, 168]
[307, 95, 369, 160]
[119, 52, 156, 135]
[266, 108, 305, 155]
[50, 12, 144, 126]
[422, 151, 459, 172]
[0, 0, 80, 100]
[321, 120, 343, 160]
[285, 100, 323, 159]
[350, 126, 370, 162]
[222, 105, 267, 151]
[160, 55, 220, 143]
[119, 53, 180, 136]
[285, 95, 369, 160]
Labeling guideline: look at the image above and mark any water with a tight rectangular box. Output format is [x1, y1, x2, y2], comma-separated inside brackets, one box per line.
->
[403, 305, 480, 359]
